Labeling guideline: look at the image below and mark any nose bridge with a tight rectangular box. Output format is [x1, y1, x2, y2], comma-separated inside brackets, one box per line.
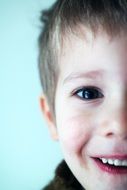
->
[114, 107, 127, 130]
[116, 86, 127, 126]
[101, 67, 127, 139]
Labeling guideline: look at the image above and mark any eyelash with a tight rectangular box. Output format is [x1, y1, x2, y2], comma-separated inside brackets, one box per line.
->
[72, 86, 104, 101]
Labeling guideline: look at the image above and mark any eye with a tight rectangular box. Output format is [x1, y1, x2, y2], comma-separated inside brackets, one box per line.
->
[73, 87, 104, 101]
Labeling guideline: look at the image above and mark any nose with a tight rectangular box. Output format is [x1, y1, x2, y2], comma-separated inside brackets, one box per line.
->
[100, 108, 127, 140]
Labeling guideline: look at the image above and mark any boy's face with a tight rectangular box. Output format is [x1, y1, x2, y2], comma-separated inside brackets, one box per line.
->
[42, 29, 127, 190]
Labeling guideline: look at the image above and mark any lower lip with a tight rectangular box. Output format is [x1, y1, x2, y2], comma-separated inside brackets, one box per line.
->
[93, 158, 127, 174]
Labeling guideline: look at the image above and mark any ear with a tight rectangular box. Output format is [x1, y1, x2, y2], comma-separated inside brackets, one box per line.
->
[40, 95, 59, 141]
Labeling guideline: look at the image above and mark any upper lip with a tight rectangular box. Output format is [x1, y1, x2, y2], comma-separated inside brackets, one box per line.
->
[93, 155, 127, 160]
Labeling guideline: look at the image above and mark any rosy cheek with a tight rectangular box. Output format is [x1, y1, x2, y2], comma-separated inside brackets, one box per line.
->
[58, 115, 92, 154]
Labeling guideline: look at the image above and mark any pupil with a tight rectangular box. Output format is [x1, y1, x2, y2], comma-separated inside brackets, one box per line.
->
[83, 89, 98, 99]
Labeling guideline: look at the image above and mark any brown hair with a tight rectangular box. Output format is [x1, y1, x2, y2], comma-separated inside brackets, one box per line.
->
[38, 0, 127, 117]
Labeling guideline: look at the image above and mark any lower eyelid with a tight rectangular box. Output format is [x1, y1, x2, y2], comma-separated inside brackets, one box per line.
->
[70, 96, 104, 108]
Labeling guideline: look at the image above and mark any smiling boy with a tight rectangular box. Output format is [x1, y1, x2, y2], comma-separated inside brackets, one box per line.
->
[38, 1, 127, 189]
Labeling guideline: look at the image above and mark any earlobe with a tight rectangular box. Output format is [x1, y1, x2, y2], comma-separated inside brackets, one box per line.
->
[40, 95, 59, 141]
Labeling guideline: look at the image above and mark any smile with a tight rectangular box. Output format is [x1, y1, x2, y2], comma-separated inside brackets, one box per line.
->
[93, 157, 127, 174]
[100, 158, 127, 166]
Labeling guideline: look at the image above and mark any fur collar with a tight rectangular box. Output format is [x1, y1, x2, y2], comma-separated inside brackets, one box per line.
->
[43, 160, 84, 190]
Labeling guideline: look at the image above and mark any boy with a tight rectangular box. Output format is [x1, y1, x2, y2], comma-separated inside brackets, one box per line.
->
[38, 0, 127, 189]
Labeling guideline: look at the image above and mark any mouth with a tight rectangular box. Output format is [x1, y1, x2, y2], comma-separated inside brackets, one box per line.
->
[93, 157, 127, 174]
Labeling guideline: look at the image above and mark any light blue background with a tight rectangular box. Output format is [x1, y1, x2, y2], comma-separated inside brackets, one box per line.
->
[0, 0, 63, 190]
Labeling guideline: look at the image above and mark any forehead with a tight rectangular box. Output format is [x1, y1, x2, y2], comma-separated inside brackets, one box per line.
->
[60, 27, 127, 56]
[58, 28, 127, 77]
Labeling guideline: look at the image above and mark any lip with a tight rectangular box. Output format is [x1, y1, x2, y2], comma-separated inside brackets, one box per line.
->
[93, 154, 127, 160]
[92, 156, 127, 175]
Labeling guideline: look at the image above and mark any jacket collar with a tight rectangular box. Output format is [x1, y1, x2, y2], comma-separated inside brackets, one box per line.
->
[53, 160, 84, 189]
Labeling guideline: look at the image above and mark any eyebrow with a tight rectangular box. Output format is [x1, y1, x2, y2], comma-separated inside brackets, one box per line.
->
[63, 70, 104, 85]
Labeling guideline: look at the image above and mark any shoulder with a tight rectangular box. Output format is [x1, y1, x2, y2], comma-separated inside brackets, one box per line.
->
[42, 160, 84, 190]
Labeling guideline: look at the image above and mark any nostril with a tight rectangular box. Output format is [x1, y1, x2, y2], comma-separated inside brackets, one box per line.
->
[103, 119, 127, 139]
[106, 132, 114, 137]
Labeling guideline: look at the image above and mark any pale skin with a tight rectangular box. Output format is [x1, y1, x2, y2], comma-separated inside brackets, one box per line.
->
[41, 28, 127, 190]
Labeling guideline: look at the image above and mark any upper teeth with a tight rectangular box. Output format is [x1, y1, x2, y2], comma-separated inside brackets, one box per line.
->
[100, 158, 127, 166]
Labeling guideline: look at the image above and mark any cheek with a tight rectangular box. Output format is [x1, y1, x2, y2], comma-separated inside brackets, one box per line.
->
[57, 114, 93, 154]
